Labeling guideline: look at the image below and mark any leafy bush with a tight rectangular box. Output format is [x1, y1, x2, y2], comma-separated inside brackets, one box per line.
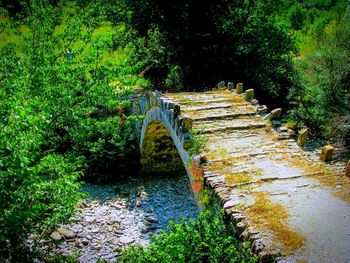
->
[119, 211, 258, 263]
[288, 0, 350, 143]
[188, 132, 207, 157]
[0, 1, 143, 259]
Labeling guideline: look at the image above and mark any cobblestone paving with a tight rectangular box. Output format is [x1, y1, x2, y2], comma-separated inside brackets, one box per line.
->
[167, 89, 350, 262]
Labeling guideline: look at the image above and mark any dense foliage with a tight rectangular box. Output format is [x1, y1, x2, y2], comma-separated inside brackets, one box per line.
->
[287, 0, 350, 143]
[119, 211, 259, 263]
[0, 1, 143, 259]
[126, 0, 297, 106]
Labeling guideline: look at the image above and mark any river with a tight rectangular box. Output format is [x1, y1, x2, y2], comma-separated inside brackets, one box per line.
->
[47, 173, 199, 262]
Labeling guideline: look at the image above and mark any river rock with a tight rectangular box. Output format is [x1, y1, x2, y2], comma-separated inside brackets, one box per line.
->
[84, 216, 95, 223]
[81, 238, 89, 246]
[50, 231, 62, 241]
[145, 216, 158, 223]
[120, 236, 134, 245]
[91, 227, 100, 233]
[57, 227, 76, 239]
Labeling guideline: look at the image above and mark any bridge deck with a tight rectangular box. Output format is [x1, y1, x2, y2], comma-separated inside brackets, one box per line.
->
[165, 89, 350, 262]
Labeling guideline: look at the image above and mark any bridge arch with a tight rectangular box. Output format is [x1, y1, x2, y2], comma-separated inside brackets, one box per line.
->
[140, 107, 190, 173]
[134, 91, 203, 195]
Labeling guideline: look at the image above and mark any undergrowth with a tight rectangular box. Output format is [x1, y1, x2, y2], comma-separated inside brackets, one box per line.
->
[119, 210, 259, 263]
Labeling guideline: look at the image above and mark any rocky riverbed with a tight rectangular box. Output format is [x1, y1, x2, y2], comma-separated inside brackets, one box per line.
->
[44, 173, 199, 262]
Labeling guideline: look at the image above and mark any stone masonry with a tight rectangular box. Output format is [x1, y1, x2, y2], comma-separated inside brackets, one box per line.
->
[134, 85, 350, 262]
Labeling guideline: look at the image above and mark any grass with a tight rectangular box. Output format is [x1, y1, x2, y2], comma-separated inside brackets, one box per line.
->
[205, 148, 229, 161]
[224, 171, 252, 185]
[284, 155, 350, 203]
[224, 168, 263, 185]
[312, 171, 350, 203]
[207, 157, 241, 172]
[246, 192, 305, 253]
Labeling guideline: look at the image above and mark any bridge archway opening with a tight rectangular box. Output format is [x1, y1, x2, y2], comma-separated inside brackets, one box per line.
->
[140, 120, 186, 176]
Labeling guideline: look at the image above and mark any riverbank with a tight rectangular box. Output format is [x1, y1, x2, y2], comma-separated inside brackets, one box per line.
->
[42, 173, 198, 262]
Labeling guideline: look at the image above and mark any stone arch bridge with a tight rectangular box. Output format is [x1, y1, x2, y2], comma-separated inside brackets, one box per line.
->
[132, 83, 350, 262]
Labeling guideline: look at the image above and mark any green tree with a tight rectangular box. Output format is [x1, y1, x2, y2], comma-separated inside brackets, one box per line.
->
[289, 1, 350, 143]
[0, 1, 142, 259]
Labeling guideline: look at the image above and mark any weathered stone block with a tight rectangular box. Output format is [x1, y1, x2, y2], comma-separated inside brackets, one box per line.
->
[228, 82, 234, 90]
[346, 160, 350, 178]
[160, 99, 165, 110]
[168, 101, 174, 110]
[297, 128, 308, 146]
[182, 117, 193, 132]
[217, 81, 225, 89]
[182, 132, 191, 149]
[251, 99, 259, 106]
[270, 108, 282, 120]
[173, 103, 181, 118]
[320, 145, 334, 162]
[257, 105, 268, 114]
[150, 92, 156, 107]
[277, 132, 290, 140]
[236, 83, 244, 94]
[245, 89, 254, 101]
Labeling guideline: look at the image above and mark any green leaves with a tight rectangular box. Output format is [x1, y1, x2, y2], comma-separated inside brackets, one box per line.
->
[119, 211, 258, 263]
[288, 0, 350, 143]
[0, 0, 142, 258]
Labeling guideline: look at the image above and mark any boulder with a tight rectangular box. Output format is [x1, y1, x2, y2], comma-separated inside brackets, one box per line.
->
[320, 145, 334, 162]
[50, 231, 62, 241]
[236, 83, 244, 94]
[120, 236, 134, 245]
[245, 89, 254, 101]
[297, 128, 308, 146]
[57, 227, 76, 239]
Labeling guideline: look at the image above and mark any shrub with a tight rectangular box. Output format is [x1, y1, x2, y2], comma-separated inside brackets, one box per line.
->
[119, 211, 258, 263]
